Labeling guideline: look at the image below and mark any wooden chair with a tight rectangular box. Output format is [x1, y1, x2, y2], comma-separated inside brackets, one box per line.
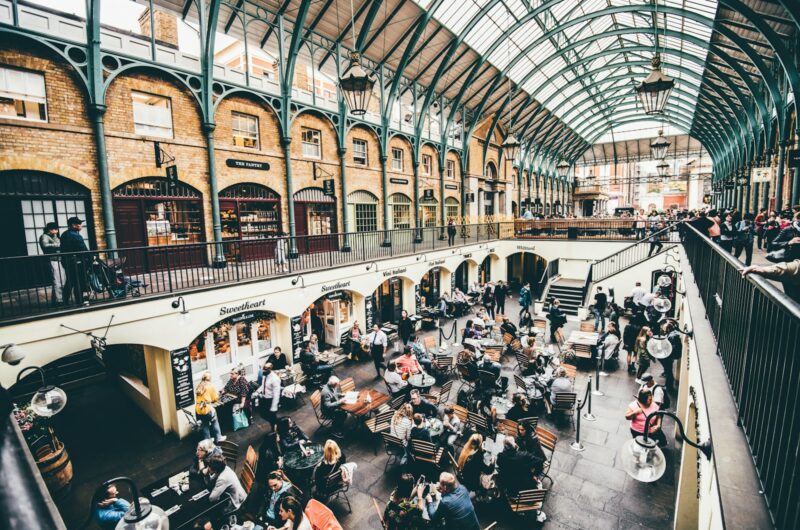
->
[245, 445, 258, 473]
[515, 351, 530, 373]
[561, 363, 577, 380]
[388, 393, 407, 410]
[456, 363, 477, 393]
[364, 409, 395, 454]
[431, 354, 455, 379]
[533, 318, 547, 330]
[518, 416, 539, 431]
[507, 487, 549, 518]
[484, 346, 502, 363]
[535, 426, 557, 473]
[219, 440, 239, 468]
[381, 432, 406, 471]
[466, 411, 492, 436]
[580, 321, 595, 332]
[510, 338, 522, 352]
[496, 418, 519, 437]
[239, 462, 255, 495]
[409, 439, 445, 470]
[573, 344, 593, 359]
[513, 374, 529, 395]
[477, 369, 501, 395]
[552, 392, 577, 426]
[425, 380, 453, 405]
[339, 377, 356, 394]
[502, 332, 514, 345]
[423, 336, 437, 354]
[451, 404, 469, 426]
[373, 497, 388, 530]
[310, 390, 334, 431]
[321, 469, 352, 512]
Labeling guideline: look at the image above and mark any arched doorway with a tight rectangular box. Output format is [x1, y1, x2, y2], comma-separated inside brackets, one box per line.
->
[420, 196, 438, 227]
[347, 190, 379, 232]
[445, 197, 459, 221]
[419, 267, 442, 308]
[0, 170, 93, 291]
[479, 255, 493, 284]
[220, 183, 281, 261]
[304, 289, 359, 351]
[453, 261, 469, 293]
[112, 178, 205, 271]
[294, 187, 337, 253]
[388, 192, 412, 229]
[506, 252, 547, 291]
[371, 277, 404, 325]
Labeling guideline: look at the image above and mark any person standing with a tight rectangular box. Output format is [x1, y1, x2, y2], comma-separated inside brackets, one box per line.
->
[447, 218, 457, 245]
[223, 367, 252, 423]
[755, 208, 767, 250]
[763, 213, 781, 250]
[630, 281, 646, 312]
[39, 222, 64, 305]
[634, 326, 653, 383]
[518, 281, 532, 318]
[592, 286, 608, 331]
[481, 283, 495, 319]
[59, 216, 89, 306]
[367, 324, 388, 377]
[255, 363, 281, 430]
[733, 213, 755, 265]
[647, 222, 665, 256]
[742, 259, 800, 303]
[635, 209, 647, 239]
[719, 213, 735, 252]
[275, 233, 289, 273]
[195, 372, 226, 443]
[546, 298, 566, 343]
[398, 310, 414, 345]
[494, 280, 507, 315]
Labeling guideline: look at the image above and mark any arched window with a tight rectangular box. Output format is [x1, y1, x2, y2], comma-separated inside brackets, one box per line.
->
[347, 190, 378, 232]
[388, 193, 411, 229]
[445, 197, 459, 221]
[485, 162, 497, 179]
[420, 195, 438, 227]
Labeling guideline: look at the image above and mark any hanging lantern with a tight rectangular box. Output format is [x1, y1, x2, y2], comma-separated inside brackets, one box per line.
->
[650, 130, 670, 160]
[656, 160, 670, 178]
[556, 159, 570, 178]
[501, 133, 521, 162]
[338, 52, 376, 116]
[636, 55, 675, 115]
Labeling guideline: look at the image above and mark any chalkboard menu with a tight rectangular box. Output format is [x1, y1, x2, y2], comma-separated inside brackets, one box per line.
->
[415, 284, 421, 313]
[451, 272, 456, 294]
[290, 315, 303, 362]
[170, 347, 194, 410]
[365, 294, 376, 329]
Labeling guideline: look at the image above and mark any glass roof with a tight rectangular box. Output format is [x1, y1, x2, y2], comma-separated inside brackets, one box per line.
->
[426, 0, 718, 142]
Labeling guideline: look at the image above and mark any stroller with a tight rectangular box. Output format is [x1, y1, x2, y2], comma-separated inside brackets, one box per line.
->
[87, 256, 145, 300]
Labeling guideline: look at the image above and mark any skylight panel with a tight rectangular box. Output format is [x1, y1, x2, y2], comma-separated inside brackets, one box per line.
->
[433, 0, 482, 35]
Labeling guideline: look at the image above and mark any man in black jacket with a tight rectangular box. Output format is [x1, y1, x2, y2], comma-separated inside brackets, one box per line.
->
[496, 437, 538, 496]
[494, 280, 507, 315]
[59, 217, 89, 306]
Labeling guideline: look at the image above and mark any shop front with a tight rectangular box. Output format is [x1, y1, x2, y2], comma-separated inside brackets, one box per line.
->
[294, 187, 338, 253]
[479, 255, 492, 284]
[373, 277, 404, 324]
[454, 262, 469, 292]
[112, 178, 205, 272]
[420, 268, 441, 306]
[506, 252, 546, 289]
[303, 290, 354, 349]
[188, 310, 277, 384]
[220, 183, 282, 262]
[0, 170, 93, 290]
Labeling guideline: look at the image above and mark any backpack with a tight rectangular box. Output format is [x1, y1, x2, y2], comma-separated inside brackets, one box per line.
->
[734, 222, 751, 244]
[656, 385, 671, 409]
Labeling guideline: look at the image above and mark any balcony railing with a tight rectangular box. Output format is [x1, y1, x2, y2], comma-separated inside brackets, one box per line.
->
[0, 223, 512, 323]
[683, 224, 800, 529]
[515, 219, 662, 240]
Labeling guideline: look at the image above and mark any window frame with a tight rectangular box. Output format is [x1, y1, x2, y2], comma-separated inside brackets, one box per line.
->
[353, 202, 378, 232]
[446, 160, 456, 179]
[352, 138, 368, 166]
[131, 90, 173, 139]
[0, 65, 48, 123]
[301, 127, 322, 159]
[231, 111, 259, 149]
[422, 154, 432, 176]
[391, 147, 404, 172]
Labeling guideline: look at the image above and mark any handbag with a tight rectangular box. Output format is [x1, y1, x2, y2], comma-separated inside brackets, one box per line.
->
[232, 409, 249, 431]
[765, 249, 786, 263]
[479, 471, 497, 491]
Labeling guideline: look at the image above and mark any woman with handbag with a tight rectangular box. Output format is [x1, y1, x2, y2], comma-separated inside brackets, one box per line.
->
[194, 372, 226, 443]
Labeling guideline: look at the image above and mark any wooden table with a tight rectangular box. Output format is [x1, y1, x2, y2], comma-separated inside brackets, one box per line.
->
[144, 472, 228, 530]
[567, 330, 599, 346]
[340, 388, 390, 417]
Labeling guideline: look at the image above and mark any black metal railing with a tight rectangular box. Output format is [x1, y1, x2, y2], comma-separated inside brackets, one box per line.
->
[683, 224, 800, 529]
[534, 258, 560, 300]
[0, 223, 512, 323]
[591, 224, 680, 282]
[515, 218, 647, 239]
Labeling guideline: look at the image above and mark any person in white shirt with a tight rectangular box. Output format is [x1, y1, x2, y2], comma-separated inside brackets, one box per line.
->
[256, 363, 282, 430]
[630, 281, 646, 310]
[367, 324, 389, 377]
[638, 373, 665, 408]
[391, 403, 414, 444]
[384, 361, 409, 396]
[546, 367, 573, 413]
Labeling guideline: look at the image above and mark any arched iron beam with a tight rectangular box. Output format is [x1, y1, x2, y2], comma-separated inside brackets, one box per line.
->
[317, 0, 378, 68]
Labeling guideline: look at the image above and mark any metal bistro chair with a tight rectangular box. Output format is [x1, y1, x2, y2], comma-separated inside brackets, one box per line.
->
[364, 409, 395, 454]
[506, 476, 552, 522]
[535, 426, 558, 474]
[466, 411, 492, 437]
[310, 390, 334, 432]
[321, 468, 352, 513]
[380, 432, 406, 472]
[477, 369, 503, 396]
[551, 392, 578, 427]
[483, 346, 503, 363]
[388, 393, 408, 410]
[515, 351, 530, 373]
[496, 418, 519, 437]
[579, 321, 596, 332]
[561, 363, 577, 380]
[409, 439, 446, 472]
[456, 362, 477, 393]
[219, 440, 239, 469]
[239, 462, 255, 495]
[424, 379, 454, 405]
[339, 377, 356, 394]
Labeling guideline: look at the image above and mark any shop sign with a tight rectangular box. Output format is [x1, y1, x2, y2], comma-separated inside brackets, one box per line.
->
[324, 290, 347, 300]
[788, 149, 800, 166]
[226, 159, 270, 170]
[427, 258, 445, 267]
[390, 178, 409, 185]
[365, 294, 376, 329]
[323, 179, 336, 196]
[219, 298, 267, 316]
[170, 347, 194, 410]
[516, 245, 535, 251]
[445, 184, 458, 190]
[423, 189, 434, 200]
[463, 253, 472, 258]
[321, 280, 351, 293]
[290, 316, 303, 362]
[383, 267, 407, 278]
[702, 194, 712, 205]
[166, 164, 179, 184]
[230, 310, 276, 324]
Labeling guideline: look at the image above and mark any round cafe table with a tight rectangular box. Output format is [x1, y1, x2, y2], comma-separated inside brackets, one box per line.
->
[428, 418, 444, 438]
[283, 443, 324, 471]
[408, 373, 436, 393]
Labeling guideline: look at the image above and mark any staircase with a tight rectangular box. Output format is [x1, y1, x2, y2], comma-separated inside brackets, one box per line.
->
[546, 280, 584, 316]
[10, 349, 106, 403]
[591, 224, 680, 283]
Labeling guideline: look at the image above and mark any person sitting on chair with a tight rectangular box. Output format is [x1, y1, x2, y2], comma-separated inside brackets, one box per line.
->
[496, 437, 539, 499]
[300, 343, 333, 383]
[545, 367, 573, 414]
[92, 484, 130, 530]
[409, 413, 433, 443]
[395, 346, 425, 377]
[262, 470, 293, 527]
[189, 439, 221, 486]
[276, 417, 309, 454]
[207, 454, 247, 512]
[384, 361, 410, 396]
[505, 393, 531, 422]
[264, 346, 288, 370]
[320, 376, 347, 439]
[499, 316, 517, 338]
[409, 389, 438, 418]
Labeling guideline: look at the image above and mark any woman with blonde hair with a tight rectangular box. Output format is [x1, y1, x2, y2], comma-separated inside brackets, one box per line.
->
[194, 372, 225, 443]
[457, 433, 493, 492]
[313, 439, 346, 500]
[390, 403, 414, 444]
[634, 326, 654, 382]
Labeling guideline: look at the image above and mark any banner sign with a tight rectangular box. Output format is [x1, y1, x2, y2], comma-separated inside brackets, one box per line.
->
[170, 347, 194, 410]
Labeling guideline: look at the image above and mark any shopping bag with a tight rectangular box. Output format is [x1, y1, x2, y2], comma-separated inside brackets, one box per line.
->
[232, 409, 249, 431]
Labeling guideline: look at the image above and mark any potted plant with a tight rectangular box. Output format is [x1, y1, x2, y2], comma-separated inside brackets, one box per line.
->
[13, 403, 73, 497]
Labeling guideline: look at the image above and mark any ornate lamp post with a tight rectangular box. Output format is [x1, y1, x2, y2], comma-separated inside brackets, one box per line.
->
[338, 52, 376, 116]
[636, 55, 675, 115]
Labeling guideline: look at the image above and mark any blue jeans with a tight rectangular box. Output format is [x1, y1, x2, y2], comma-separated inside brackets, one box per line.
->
[198, 410, 222, 441]
[592, 309, 606, 331]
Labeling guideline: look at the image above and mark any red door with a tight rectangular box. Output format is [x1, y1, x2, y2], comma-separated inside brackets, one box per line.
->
[113, 200, 148, 274]
[294, 203, 309, 254]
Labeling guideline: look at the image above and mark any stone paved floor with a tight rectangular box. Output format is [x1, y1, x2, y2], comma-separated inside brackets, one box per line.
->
[51, 297, 678, 530]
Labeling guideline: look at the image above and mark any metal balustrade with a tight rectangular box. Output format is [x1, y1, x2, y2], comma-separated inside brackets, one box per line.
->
[683, 224, 800, 530]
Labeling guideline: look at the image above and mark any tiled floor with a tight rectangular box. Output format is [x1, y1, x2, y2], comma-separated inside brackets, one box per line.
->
[51, 297, 678, 530]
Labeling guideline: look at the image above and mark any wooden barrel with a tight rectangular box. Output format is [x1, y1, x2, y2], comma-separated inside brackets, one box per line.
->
[35, 440, 73, 498]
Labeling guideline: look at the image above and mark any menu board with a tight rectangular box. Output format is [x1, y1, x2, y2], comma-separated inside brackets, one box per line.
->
[365, 294, 376, 329]
[290, 315, 303, 361]
[451, 272, 456, 294]
[170, 347, 194, 410]
[415, 284, 421, 313]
